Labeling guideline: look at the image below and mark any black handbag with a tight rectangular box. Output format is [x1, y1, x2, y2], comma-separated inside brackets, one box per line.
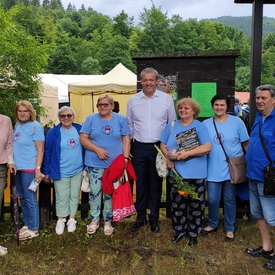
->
[259, 127, 275, 196]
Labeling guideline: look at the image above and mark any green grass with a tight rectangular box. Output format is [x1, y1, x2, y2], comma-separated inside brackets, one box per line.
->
[0, 210, 269, 275]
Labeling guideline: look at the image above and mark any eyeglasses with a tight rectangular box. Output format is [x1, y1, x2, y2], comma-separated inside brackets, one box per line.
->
[60, 114, 73, 119]
[17, 110, 29, 113]
[97, 103, 110, 108]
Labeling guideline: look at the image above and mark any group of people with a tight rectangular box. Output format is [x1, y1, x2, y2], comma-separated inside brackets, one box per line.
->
[0, 68, 275, 273]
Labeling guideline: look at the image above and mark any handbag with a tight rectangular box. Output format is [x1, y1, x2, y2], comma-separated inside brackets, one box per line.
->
[81, 168, 90, 193]
[213, 118, 247, 184]
[155, 120, 176, 178]
[259, 127, 275, 195]
[112, 170, 136, 221]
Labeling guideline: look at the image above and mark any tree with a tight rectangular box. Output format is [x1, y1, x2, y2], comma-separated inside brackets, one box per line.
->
[81, 57, 101, 74]
[0, 9, 48, 122]
[113, 10, 134, 39]
[3, 0, 16, 10]
[30, 0, 40, 5]
[42, 0, 49, 8]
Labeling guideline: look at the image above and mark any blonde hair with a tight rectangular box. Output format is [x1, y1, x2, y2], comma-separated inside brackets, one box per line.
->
[176, 98, 201, 118]
[97, 94, 114, 105]
[15, 100, 36, 122]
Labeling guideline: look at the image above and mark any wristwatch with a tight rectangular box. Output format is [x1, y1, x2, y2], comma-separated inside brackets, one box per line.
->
[36, 166, 41, 170]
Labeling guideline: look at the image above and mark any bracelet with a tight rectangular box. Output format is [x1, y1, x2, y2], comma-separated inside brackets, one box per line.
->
[124, 156, 130, 160]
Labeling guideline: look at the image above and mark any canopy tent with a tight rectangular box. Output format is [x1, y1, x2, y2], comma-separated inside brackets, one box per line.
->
[39, 82, 59, 126]
[68, 63, 137, 123]
[39, 74, 101, 103]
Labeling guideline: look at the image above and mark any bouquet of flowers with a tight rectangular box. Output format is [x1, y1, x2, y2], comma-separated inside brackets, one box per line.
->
[155, 145, 199, 200]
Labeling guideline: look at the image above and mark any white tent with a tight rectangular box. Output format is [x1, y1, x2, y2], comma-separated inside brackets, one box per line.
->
[39, 82, 59, 126]
[39, 74, 102, 103]
[68, 63, 137, 123]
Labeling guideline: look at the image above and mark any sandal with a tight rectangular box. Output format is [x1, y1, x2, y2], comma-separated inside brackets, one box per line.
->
[0, 245, 8, 256]
[19, 226, 28, 236]
[245, 246, 274, 259]
[86, 223, 99, 234]
[19, 230, 39, 241]
[264, 255, 275, 271]
[104, 224, 114, 236]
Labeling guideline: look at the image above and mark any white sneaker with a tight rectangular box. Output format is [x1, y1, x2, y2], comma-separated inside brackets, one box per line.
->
[67, 218, 77, 233]
[55, 218, 66, 235]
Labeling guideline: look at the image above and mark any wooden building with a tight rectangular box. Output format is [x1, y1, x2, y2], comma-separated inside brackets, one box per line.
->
[132, 50, 240, 117]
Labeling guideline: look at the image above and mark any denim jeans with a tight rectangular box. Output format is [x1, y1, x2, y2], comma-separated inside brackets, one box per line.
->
[87, 167, 112, 222]
[0, 164, 8, 216]
[15, 171, 39, 230]
[207, 180, 236, 232]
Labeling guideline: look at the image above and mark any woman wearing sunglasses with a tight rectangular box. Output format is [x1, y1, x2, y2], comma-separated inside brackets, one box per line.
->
[43, 106, 84, 235]
[80, 94, 131, 236]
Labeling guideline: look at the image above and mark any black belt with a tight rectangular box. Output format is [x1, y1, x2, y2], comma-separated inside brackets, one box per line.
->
[135, 140, 160, 146]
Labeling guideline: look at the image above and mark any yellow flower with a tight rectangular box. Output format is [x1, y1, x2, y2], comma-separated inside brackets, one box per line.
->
[154, 145, 200, 200]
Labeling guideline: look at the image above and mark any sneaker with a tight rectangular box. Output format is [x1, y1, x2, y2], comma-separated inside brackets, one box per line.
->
[67, 218, 77, 233]
[55, 218, 66, 235]
[0, 245, 8, 256]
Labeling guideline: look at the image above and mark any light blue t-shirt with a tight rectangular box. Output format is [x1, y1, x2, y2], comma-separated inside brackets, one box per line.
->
[80, 112, 131, 168]
[60, 127, 83, 178]
[203, 115, 249, 182]
[160, 119, 211, 179]
[13, 121, 45, 170]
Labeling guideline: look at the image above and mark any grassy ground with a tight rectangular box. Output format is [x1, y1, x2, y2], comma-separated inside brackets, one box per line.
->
[0, 210, 271, 275]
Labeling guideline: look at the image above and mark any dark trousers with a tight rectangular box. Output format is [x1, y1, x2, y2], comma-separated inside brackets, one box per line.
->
[133, 141, 163, 222]
[171, 178, 206, 238]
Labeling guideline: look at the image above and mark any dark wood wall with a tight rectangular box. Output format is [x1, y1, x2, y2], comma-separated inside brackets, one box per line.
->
[133, 50, 240, 115]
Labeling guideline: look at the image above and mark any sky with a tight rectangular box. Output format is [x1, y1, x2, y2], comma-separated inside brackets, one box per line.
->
[61, 0, 275, 23]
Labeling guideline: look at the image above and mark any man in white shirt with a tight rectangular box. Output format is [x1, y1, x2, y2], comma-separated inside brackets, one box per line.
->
[126, 67, 176, 233]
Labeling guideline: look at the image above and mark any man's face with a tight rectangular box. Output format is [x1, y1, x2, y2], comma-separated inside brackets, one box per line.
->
[256, 89, 275, 116]
[140, 72, 157, 94]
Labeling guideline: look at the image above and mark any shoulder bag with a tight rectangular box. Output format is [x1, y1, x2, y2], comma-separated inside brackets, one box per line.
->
[259, 126, 275, 196]
[213, 118, 247, 184]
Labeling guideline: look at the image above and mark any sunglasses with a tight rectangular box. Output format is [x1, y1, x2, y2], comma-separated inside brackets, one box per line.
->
[60, 114, 73, 119]
[97, 103, 110, 108]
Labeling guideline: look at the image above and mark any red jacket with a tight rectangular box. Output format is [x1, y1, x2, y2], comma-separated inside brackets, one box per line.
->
[102, 154, 137, 195]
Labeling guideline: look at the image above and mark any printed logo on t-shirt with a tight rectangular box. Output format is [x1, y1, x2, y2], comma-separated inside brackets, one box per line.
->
[13, 132, 20, 141]
[102, 125, 113, 135]
[67, 138, 79, 148]
[215, 133, 224, 144]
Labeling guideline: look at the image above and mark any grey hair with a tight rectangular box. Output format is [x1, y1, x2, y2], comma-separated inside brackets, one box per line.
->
[255, 84, 275, 97]
[140, 67, 159, 80]
[58, 106, 76, 117]
[97, 94, 114, 105]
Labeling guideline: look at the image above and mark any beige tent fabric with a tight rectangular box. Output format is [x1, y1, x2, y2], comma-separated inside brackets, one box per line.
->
[39, 82, 59, 127]
[68, 63, 137, 123]
[68, 63, 137, 94]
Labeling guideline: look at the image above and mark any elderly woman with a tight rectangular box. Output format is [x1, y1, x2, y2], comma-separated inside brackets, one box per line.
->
[202, 94, 249, 242]
[43, 106, 83, 235]
[80, 94, 131, 236]
[13, 100, 44, 240]
[160, 98, 212, 246]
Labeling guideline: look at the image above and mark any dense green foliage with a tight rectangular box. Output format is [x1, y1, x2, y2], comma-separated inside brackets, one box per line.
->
[1, 0, 275, 119]
[209, 16, 275, 37]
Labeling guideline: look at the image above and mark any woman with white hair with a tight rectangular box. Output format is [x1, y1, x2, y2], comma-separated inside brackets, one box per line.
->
[43, 106, 83, 235]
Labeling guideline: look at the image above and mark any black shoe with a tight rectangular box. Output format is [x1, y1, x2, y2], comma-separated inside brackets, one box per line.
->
[245, 246, 274, 259]
[225, 236, 235, 242]
[149, 221, 160, 233]
[264, 255, 275, 271]
[200, 227, 218, 236]
[188, 236, 198, 247]
[171, 234, 185, 244]
[131, 221, 147, 232]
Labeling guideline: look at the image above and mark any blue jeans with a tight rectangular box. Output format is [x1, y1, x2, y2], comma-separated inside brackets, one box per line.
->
[87, 167, 112, 222]
[249, 180, 275, 226]
[207, 180, 236, 232]
[15, 171, 39, 230]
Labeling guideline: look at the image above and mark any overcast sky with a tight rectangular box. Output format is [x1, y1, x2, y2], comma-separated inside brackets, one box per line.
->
[61, 0, 275, 23]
